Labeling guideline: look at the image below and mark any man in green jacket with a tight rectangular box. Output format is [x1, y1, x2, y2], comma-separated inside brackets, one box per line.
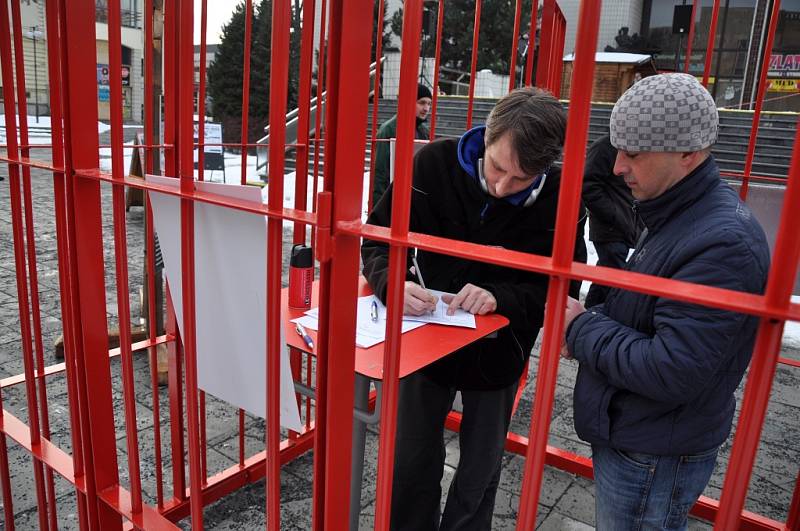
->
[371, 83, 432, 209]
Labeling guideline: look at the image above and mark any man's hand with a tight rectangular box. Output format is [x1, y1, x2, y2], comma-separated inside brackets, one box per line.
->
[404, 281, 438, 316]
[561, 296, 586, 359]
[440, 284, 497, 315]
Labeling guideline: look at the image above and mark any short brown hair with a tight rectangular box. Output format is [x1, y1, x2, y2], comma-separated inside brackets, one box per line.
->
[484, 87, 566, 176]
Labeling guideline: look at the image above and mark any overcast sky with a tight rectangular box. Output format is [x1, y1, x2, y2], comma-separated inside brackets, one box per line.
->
[193, 0, 239, 44]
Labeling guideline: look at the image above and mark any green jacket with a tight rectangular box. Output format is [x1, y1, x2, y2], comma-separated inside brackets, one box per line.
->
[371, 115, 429, 208]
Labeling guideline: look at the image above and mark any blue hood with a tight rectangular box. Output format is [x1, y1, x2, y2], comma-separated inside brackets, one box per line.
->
[457, 125, 543, 207]
[457, 126, 486, 179]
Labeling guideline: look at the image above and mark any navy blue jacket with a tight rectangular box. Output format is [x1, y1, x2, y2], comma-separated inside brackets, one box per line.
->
[566, 157, 770, 455]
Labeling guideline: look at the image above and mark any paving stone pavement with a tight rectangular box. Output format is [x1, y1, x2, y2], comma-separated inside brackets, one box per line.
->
[1, 158, 799, 529]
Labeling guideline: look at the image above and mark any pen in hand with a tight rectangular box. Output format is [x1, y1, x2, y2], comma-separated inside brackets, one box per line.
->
[411, 254, 427, 290]
[411, 253, 435, 315]
[295, 322, 315, 350]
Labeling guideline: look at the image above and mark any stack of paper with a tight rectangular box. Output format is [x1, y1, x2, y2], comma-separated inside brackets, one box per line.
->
[291, 292, 476, 349]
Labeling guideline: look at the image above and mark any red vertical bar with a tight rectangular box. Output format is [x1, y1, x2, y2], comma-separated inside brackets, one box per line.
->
[45, 0, 88, 525]
[524, 0, 540, 86]
[294, 0, 317, 242]
[310, 0, 328, 207]
[739, 0, 781, 201]
[374, 0, 424, 528]
[108, 0, 144, 514]
[8, 0, 57, 527]
[702, 0, 721, 87]
[145, 202, 166, 508]
[175, 0, 204, 527]
[465, 0, 481, 129]
[508, 0, 524, 92]
[166, 287, 186, 503]
[536, 0, 554, 90]
[266, 0, 292, 528]
[198, 0, 208, 181]
[240, 0, 254, 186]
[144, 0, 154, 175]
[0, 6, 21, 530]
[61, 0, 122, 527]
[163, 0, 188, 504]
[714, 119, 800, 530]
[310, 6, 330, 522]
[428, 0, 445, 139]
[367, 0, 386, 212]
[51, 0, 90, 525]
[141, 0, 165, 496]
[2, 3, 50, 529]
[552, 9, 566, 97]
[516, 0, 602, 529]
[684, 1, 697, 73]
[313, 0, 374, 528]
[786, 469, 800, 530]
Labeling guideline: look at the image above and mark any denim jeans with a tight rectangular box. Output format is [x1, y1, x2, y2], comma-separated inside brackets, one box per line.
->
[592, 444, 719, 531]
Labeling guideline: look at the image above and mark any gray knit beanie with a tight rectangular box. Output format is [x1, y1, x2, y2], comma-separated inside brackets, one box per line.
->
[610, 73, 718, 152]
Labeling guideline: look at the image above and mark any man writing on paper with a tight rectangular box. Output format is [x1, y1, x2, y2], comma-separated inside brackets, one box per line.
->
[561, 74, 770, 529]
[362, 87, 586, 530]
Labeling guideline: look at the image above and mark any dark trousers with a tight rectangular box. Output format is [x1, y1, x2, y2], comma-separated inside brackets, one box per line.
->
[585, 240, 631, 308]
[390, 371, 518, 531]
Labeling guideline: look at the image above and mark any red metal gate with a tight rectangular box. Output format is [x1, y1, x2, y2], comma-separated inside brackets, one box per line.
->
[0, 0, 798, 529]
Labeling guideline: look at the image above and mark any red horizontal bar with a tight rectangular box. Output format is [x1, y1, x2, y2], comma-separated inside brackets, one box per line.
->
[75, 169, 319, 224]
[0, 408, 83, 491]
[720, 171, 787, 185]
[778, 356, 800, 368]
[98, 486, 181, 530]
[159, 426, 315, 522]
[0, 155, 64, 172]
[1, 407, 180, 528]
[0, 334, 172, 389]
[353, 222, 796, 322]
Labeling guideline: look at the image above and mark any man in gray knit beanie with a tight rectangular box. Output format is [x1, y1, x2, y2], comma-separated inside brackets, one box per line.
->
[561, 73, 770, 529]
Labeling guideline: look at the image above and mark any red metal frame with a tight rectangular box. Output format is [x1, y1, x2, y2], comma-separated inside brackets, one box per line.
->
[684, 0, 698, 73]
[0, 1, 799, 530]
[465, 0, 481, 129]
[739, 0, 782, 201]
[703, 0, 722, 87]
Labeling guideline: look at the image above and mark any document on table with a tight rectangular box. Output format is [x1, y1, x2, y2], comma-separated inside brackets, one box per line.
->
[293, 296, 426, 348]
[400, 289, 476, 328]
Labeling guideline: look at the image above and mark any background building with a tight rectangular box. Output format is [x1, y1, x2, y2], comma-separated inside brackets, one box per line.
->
[0, 0, 145, 122]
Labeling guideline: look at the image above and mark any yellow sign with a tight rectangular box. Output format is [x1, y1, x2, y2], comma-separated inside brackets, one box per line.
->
[768, 78, 800, 92]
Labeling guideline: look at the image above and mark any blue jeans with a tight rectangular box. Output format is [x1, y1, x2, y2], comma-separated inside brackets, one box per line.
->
[592, 444, 719, 531]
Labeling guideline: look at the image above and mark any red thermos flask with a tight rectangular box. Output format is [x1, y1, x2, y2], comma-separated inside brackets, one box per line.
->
[288, 244, 313, 309]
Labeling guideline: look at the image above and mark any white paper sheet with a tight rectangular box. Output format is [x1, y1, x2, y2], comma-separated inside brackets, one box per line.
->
[296, 296, 426, 348]
[146, 175, 302, 432]
[391, 289, 477, 328]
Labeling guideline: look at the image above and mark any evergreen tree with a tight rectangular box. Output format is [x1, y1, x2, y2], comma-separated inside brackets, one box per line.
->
[207, 2, 250, 144]
[207, 1, 389, 145]
[390, 0, 534, 78]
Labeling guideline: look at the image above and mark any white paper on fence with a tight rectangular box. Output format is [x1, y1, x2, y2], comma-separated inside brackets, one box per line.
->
[295, 296, 426, 348]
[145, 175, 302, 432]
